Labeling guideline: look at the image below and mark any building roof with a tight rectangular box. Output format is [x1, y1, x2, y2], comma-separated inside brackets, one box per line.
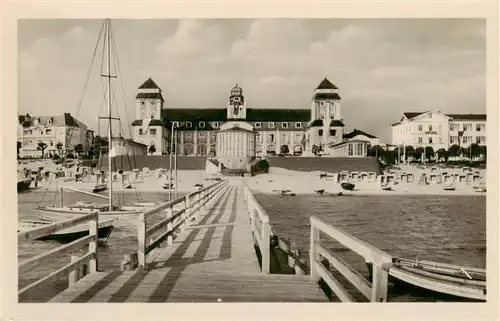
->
[246, 109, 310, 121]
[138, 77, 161, 89]
[19, 113, 81, 127]
[402, 111, 486, 121]
[316, 77, 338, 90]
[446, 114, 487, 121]
[131, 119, 168, 127]
[343, 129, 377, 139]
[111, 137, 147, 147]
[161, 108, 310, 122]
[136, 92, 164, 102]
[162, 108, 228, 121]
[330, 120, 345, 127]
[314, 92, 341, 100]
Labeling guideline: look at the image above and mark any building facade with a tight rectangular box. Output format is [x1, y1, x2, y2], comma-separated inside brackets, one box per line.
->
[216, 121, 257, 170]
[17, 113, 92, 158]
[111, 137, 147, 156]
[131, 78, 169, 155]
[128, 77, 372, 169]
[390, 111, 487, 150]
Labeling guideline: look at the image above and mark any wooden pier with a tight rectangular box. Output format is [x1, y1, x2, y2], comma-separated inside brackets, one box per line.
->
[19, 178, 394, 303]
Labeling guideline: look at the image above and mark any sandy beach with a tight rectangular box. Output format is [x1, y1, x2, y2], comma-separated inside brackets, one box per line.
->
[245, 167, 487, 196]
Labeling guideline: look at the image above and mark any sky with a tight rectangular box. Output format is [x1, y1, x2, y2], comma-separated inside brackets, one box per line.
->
[18, 18, 486, 143]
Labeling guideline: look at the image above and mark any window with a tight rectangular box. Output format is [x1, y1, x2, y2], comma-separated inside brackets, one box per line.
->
[428, 125, 433, 131]
[476, 136, 486, 144]
[418, 137, 423, 144]
[348, 144, 353, 156]
[139, 129, 143, 135]
[295, 122, 302, 129]
[199, 133, 206, 139]
[418, 125, 423, 131]
[173, 121, 179, 128]
[150, 128, 157, 136]
[282, 122, 289, 129]
[185, 133, 193, 141]
[213, 122, 219, 128]
[269, 134, 275, 143]
[295, 133, 303, 142]
[329, 129, 336, 136]
[476, 123, 485, 131]
[211, 133, 217, 140]
[450, 123, 459, 131]
[199, 122, 205, 128]
[438, 137, 443, 144]
[428, 137, 433, 144]
[186, 121, 192, 128]
[318, 129, 323, 136]
[268, 122, 275, 129]
[255, 122, 262, 128]
[463, 123, 472, 131]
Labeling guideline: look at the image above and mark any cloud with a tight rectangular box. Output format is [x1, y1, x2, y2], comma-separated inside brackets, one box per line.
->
[19, 19, 486, 143]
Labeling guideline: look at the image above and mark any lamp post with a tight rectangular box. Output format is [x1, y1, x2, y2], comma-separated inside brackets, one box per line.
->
[169, 122, 175, 201]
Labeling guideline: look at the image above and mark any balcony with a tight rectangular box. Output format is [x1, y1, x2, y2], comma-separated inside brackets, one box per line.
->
[424, 131, 438, 135]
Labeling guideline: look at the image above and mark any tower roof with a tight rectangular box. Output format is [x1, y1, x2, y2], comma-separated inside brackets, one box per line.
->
[230, 84, 243, 97]
[316, 77, 338, 90]
[138, 77, 160, 89]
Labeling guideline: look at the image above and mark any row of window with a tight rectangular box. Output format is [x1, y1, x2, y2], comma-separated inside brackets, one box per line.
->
[415, 136, 487, 144]
[23, 128, 69, 136]
[169, 121, 304, 129]
[415, 123, 486, 132]
[318, 129, 337, 137]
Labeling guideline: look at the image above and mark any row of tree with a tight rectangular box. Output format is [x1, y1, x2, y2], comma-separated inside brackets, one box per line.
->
[368, 143, 487, 164]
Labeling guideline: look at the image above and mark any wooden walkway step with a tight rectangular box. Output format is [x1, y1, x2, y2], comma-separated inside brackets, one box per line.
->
[49, 270, 328, 302]
[47, 179, 328, 303]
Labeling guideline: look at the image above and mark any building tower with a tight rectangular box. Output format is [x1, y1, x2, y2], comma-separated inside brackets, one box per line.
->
[227, 84, 247, 120]
[305, 77, 344, 154]
[132, 77, 167, 155]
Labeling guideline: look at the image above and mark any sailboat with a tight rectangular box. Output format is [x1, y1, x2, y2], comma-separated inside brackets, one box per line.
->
[36, 19, 152, 223]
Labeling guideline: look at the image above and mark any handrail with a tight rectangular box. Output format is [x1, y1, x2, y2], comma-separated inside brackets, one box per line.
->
[18, 211, 99, 301]
[309, 216, 392, 302]
[137, 179, 229, 268]
[243, 183, 271, 274]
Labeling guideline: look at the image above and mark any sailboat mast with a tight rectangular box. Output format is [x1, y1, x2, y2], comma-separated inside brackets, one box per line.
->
[106, 19, 113, 210]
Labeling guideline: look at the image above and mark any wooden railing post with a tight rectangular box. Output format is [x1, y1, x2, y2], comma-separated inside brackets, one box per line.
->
[88, 212, 98, 273]
[182, 195, 190, 230]
[261, 221, 270, 275]
[59, 186, 64, 207]
[137, 213, 146, 268]
[371, 265, 389, 302]
[309, 220, 320, 281]
[69, 255, 80, 286]
[167, 204, 174, 245]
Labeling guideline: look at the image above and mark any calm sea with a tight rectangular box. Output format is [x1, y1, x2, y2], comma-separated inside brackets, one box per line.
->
[17, 189, 486, 302]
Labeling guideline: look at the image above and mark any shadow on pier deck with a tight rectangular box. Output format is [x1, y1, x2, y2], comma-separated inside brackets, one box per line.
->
[48, 181, 328, 303]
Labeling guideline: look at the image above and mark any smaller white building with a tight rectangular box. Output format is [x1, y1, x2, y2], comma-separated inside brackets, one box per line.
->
[391, 110, 487, 150]
[111, 137, 147, 156]
[343, 129, 380, 146]
[216, 121, 256, 170]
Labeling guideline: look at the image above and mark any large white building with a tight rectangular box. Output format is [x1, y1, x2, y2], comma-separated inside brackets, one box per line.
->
[17, 113, 93, 158]
[390, 111, 487, 150]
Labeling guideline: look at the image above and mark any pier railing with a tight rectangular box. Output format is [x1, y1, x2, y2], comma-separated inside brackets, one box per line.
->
[309, 216, 393, 302]
[244, 184, 271, 274]
[136, 179, 229, 269]
[18, 211, 99, 301]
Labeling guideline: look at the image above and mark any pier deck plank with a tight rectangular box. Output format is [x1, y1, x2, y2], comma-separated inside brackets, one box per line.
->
[48, 180, 328, 303]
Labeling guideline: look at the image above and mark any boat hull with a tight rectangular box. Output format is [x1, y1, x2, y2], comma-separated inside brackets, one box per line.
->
[340, 183, 355, 191]
[18, 219, 115, 242]
[366, 258, 486, 301]
[17, 179, 32, 192]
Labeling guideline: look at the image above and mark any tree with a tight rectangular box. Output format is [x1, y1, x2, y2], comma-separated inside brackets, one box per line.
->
[312, 144, 320, 156]
[74, 144, 84, 157]
[479, 145, 487, 161]
[56, 142, 64, 156]
[93, 136, 109, 156]
[149, 144, 156, 155]
[469, 143, 481, 160]
[17, 141, 22, 158]
[414, 147, 424, 161]
[424, 146, 434, 162]
[37, 142, 48, 158]
[448, 144, 461, 159]
[280, 144, 289, 155]
[436, 148, 449, 162]
[404, 145, 414, 162]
